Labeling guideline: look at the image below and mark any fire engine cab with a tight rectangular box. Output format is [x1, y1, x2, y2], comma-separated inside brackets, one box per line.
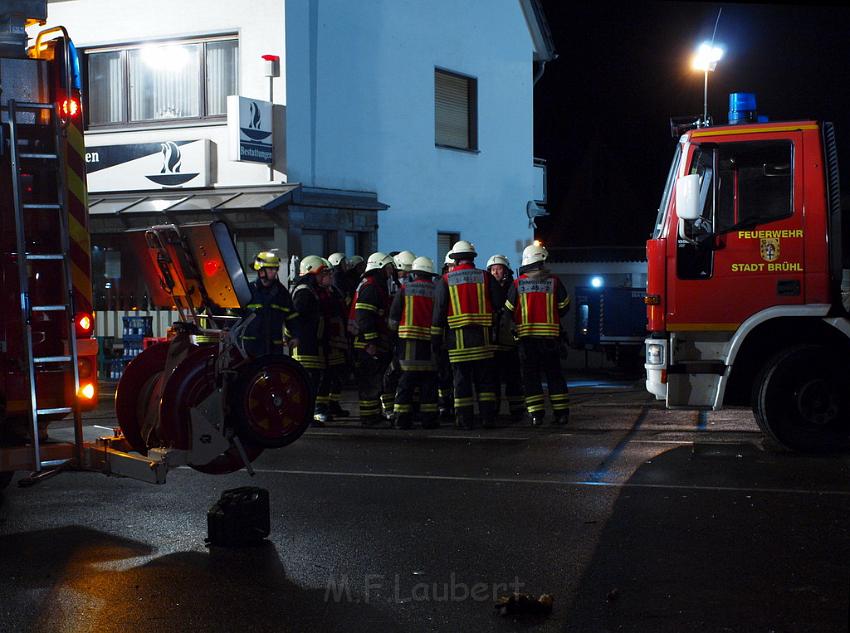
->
[644, 92, 850, 453]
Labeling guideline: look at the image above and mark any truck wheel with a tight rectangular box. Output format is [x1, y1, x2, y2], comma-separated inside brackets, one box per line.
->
[0, 471, 12, 491]
[753, 344, 850, 452]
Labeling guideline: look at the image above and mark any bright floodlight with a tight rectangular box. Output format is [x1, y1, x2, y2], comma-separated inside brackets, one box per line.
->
[590, 276, 603, 288]
[691, 42, 724, 72]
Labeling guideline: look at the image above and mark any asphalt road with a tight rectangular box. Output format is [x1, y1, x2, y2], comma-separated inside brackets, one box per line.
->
[2, 378, 850, 632]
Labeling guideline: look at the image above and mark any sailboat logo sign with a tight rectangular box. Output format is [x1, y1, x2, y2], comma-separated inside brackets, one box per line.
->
[146, 141, 199, 186]
[227, 96, 274, 164]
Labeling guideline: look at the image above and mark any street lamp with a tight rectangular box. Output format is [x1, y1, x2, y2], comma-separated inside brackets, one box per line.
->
[691, 42, 724, 126]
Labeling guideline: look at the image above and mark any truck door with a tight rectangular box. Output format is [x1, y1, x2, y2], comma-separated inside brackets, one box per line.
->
[669, 134, 804, 328]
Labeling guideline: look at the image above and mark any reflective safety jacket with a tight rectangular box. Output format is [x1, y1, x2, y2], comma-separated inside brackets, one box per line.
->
[352, 273, 391, 352]
[504, 269, 570, 338]
[290, 275, 324, 369]
[241, 279, 301, 356]
[432, 262, 503, 363]
[389, 276, 436, 341]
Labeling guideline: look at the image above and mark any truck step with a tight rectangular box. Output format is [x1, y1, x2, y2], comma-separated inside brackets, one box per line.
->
[31, 305, 69, 312]
[19, 153, 58, 160]
[26, 254, 64, 261]
[23, 203, 62, 210]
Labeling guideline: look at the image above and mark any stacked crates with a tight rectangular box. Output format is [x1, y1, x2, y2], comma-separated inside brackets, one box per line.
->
[110, 316, 153, 380]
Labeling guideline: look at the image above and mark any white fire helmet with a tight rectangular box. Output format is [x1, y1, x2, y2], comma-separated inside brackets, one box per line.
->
[450, 240, 477, 259]
[393, 250, 416, 272]
[328, 252, 347, 269]
[411, 256, 434, 275]
[486, 254, 510, 270]
[299, 255, 331, 275]
[365, 251, 395, 273]
[348, 255, 365, 268]
[521, 244, 548, 267]
[443, 250, 454, 266]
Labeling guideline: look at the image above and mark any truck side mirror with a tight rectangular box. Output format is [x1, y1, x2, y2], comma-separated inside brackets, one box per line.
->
[676, 174, 700, 221]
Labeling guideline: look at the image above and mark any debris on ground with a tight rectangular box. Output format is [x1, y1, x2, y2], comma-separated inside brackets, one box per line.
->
[494, 592, 553, 617]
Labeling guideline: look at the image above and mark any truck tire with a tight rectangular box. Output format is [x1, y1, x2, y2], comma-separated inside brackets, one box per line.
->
[0, 471, 12, 491]
[753, 344, 850, 452]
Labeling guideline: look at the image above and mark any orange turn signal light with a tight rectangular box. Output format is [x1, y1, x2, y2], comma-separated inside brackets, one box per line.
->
[78, 382, 95, 400]
[644, 295, 661, 305]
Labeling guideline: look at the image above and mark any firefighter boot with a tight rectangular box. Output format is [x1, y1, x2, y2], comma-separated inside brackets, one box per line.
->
[455, 412, 474, 430]
[394, 412, 413, 430]
[553, 410, 570, 426]
[531, 413, 546, 427]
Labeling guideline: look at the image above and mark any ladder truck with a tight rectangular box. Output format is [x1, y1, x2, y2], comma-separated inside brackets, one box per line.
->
[644, 92, 850, 452]
[1, 1, 313, 489]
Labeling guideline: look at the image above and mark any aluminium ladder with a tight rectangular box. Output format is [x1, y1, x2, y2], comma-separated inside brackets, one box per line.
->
[6, 99, 84, 475]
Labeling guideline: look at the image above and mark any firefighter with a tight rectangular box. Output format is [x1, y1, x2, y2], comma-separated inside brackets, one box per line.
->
[241, 251, 301, 357]
[318, 259, 351, 421]
[382, 250, 415, 419]
[290, 256, 331, 424]
[436, 249, 455, 417]
[388, 256, 439, 429]
[353, 252, 394, 425]
[504, 244, 571, 425]
[328, 252, 352, 303]
[487, 254, 525, 421]
[432, 240, 503, 429]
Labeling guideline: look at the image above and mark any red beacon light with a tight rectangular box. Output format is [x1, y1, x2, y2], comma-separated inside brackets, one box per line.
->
[204, 259, 221, 276]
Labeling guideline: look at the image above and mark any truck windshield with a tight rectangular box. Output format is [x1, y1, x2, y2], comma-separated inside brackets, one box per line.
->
[652, 144, 682, 239]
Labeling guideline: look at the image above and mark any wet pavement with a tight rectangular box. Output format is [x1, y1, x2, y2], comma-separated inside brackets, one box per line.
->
[2, 377, 850, 632]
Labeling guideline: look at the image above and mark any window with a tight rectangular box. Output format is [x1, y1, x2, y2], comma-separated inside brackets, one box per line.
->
[300, 231, 327, 258]
[437, 231, 460, 266]
[435, 69, 477, 151]
[86, 36, 238, 127]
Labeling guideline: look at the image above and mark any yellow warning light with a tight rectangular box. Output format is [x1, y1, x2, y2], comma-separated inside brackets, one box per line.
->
[533, 240, 542, 247]
[78, 383, 96, 400]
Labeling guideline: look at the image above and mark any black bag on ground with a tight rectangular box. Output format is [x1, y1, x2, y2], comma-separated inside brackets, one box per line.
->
[207, 486, 270, 546]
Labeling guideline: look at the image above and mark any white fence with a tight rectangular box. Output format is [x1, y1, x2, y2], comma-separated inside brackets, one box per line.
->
[95, 309, 181, 340]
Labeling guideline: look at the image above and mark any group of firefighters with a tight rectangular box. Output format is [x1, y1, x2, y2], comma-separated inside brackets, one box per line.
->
[239, 240, 571, 430]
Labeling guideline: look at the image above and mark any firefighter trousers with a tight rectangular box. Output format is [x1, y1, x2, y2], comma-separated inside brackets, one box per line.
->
[518, 337, 569, 416]
[395, 370, 438, 428]
[316, 363, 346, 416]
[451, 358, 497, 425]
[356, 350, 390, 422]
[494, 348, 524, 416]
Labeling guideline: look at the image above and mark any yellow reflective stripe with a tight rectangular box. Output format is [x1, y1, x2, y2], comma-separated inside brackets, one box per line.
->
[447, 314, 491, 327]
[286, 312, 300, 321]
[398, 324, 431, 337]
[478, 392, 497, 402]
[356, 302, 378, 312]
[454, 397, 474, 407]
[270, 303, 291, 312]
[525, 394, 545, 403]
[363, 332, 379, 340]
[527, 402, 546, 413]
[420, 404, 439, 412]
[550, 394, 570, 402]
[476, 281, 485, 315]
[504, 300, 514, 312]
[404, 294, 415, 327]
[247, 303, 263, 309]
[395, 404, 413, 413]
[430, 326, 444, 336]
[516, 323, 559, 337]
[546, 289, 554, 322]
[558, 296, 570, 310]
[448, 285, 462, 318]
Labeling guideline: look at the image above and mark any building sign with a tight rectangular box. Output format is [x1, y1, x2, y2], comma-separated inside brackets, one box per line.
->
[85, 139, 211, 192]
[227, 95, 273, 164]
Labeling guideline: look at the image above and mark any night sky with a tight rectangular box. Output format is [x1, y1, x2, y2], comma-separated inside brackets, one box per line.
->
[534, 1, 850, 248]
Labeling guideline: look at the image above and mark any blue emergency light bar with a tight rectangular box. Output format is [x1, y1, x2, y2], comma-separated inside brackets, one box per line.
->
[729, 92, 768, 125]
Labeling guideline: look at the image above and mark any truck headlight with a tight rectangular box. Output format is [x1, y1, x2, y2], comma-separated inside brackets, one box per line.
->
[646, 342, 665, 366]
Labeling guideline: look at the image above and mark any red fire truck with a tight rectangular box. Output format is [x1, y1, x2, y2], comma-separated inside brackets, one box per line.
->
[1, 2, 313, 490]
[644, 92, 850, 452]
[0, 2, 98, 489]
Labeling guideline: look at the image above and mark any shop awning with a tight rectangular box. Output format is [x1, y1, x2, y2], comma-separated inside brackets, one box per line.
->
[87, 183, 302, 215]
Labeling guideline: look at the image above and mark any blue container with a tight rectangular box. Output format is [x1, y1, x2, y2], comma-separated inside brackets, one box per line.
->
[729, 92, 757, 125]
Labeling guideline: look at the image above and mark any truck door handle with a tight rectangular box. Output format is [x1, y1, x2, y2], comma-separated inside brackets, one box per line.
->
[777, 280, 800, 296]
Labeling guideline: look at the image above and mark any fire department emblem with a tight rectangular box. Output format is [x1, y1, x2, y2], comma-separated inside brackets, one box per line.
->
[760, 238, 780, 262]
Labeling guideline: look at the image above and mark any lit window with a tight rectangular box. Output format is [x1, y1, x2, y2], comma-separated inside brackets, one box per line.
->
[85, 37, 238, 127]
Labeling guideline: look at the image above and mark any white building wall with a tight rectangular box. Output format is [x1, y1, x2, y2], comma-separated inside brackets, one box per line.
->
[285, 0, 536, 265]
[36, 0, 287, 186]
